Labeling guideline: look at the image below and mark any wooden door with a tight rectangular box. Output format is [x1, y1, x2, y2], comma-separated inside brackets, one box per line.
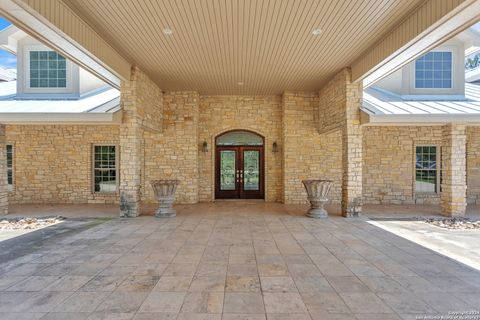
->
[215, 146, 264, 199]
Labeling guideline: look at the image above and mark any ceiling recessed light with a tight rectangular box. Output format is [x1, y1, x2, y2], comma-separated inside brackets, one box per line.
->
[312, 28, 322, 36]
[237, 81, 244, 86]
[162, 28, 173, 35]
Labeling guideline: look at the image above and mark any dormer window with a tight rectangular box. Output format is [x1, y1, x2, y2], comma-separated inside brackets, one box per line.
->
[29, 51, 67, 88]
[415, 51, 452, 89]
[20, 44, 78, 97]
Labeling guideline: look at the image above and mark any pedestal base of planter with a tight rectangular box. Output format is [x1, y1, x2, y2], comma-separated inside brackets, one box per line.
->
[155, 207, 177, 218]
[302, 179, 333, 219]
[150, 180, 179, 218]
[306, 206, 328, 219]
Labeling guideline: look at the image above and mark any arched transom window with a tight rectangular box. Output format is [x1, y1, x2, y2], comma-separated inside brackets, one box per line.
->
[216, 130, 263, 146]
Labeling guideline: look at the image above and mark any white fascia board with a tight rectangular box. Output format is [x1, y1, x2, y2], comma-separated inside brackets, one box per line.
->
[0, 0, 123, 89]
[0, 110, 122, 125]
[364, 112, 480, 125]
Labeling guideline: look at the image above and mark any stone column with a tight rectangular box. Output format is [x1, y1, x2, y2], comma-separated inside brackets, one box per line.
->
[0, 124, 8, 214]
[119, 67, 163, 217]
[341, 73, 363, 217]
[441, 124, 467, 217]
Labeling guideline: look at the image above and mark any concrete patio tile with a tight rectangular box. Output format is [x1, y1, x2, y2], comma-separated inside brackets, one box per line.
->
[95, 291, 149, 313]
[13, 291, 74, 313]
[227, 264, 258, 276]
[180, 292, 224, 313]
[189, 276, 226, 292]
[257, 264, 289, 277]
[0, 275, 28, 290]
[52, 291, 109, 312]
[164, 263, 198, 277]
[0, 313, 46, 320]
[326, 276, 371, 293]
[398, 314, 441, 320]
[222, 314, 266, 320]
[138, 291, 186, 313]
[357, 276, 406, 293]
[226, 276, 261, 292]
[45, 275, 93, 291]
[132, 263, 168, 276]
[133, 312, 177, 319]
[39, 312, 90, 320]
[300, 292, 350, 314]
[98, 266, 136, 276]
[260, 276, 296, 292]
[154, 276, 193, 291]
[115, 275, 160, 291]
[34, 263, 80, 276]
[0, 291, 37, 312]
[354, 314, 401, 320]
[282, 254, 312, 265]
[390, 276, 443, 293]
[288, 264, 322, 277]
[229, 255, 256, 264]
[263, 292, 308, 314]
[425, 276, 480, 293]
[224, 293, 265, 314]
[6, 275, 60, 291]
[293, 276, 334, 293]
[196, 263, 228, 277]
[5, 263, 52, 276]
[268, 313, 315, 320]
[68, 262, 110, 276]
[413, 291, 475, 313]
[308, 311, 355, 320]
[87, 312, 135, 320]
[3, 204, 480, 319]
[376, 292, 437, 314]
[338, 292, 393, 314]
[80, 275, 129, 292]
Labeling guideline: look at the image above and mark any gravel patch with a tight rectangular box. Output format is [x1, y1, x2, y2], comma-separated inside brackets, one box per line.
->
[424, 217, 480, 230]
[0, 216, 65, 230]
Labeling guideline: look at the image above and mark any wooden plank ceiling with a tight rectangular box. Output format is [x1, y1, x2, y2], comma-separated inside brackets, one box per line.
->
[64, 0, 425, 95]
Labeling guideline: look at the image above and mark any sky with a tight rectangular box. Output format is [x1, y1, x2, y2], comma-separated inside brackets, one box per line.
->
[0, 17, 16, 70]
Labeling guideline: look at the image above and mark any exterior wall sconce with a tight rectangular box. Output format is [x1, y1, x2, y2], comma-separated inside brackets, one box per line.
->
[272, 141, 279, 153]
[202, 141, 209, 152]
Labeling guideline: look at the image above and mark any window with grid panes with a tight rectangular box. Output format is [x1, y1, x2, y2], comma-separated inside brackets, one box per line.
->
[415, 145, 440, 193]
[6, 145, 13, 188]
[93, 145, 117, 192]
[29, 51, 67, 88]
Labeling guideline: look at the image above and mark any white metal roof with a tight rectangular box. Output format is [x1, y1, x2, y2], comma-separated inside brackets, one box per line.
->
[362, 83, 480, 124]
[0, 67, 16, 82]
[0, 81, 121, 124]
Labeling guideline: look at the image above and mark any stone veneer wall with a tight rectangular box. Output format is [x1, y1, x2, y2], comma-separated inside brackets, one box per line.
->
[6, 125, 119, 204]
[363, 125, 480, 206]
[467, 127, 480, 204]
[282, 92, 342, 204]
[143, 91, 199, 204]
[119, 67, 163, 216]
[198, 95, 283, 202]
[0, 125, 7, 213]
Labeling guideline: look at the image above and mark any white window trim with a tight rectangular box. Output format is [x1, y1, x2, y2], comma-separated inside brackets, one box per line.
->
[413, 50, 453, 90]
[414, 144, 441, 195]
[92, 144, 119, 194]
[21, 44, 77, 95]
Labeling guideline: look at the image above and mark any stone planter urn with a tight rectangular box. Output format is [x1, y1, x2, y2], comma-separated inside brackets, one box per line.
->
[302, 179, 333, 218]
[150, 180, 179, 218]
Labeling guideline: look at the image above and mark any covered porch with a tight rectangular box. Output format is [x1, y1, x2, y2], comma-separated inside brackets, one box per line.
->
[0, 202, 479, 319]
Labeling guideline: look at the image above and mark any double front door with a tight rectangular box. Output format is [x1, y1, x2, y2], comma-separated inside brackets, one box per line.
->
[215, 146, 264, 199]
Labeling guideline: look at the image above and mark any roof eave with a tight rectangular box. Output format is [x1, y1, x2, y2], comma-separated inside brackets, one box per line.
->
[361, 110, 480, 126]
[0, 110, 122, 125]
